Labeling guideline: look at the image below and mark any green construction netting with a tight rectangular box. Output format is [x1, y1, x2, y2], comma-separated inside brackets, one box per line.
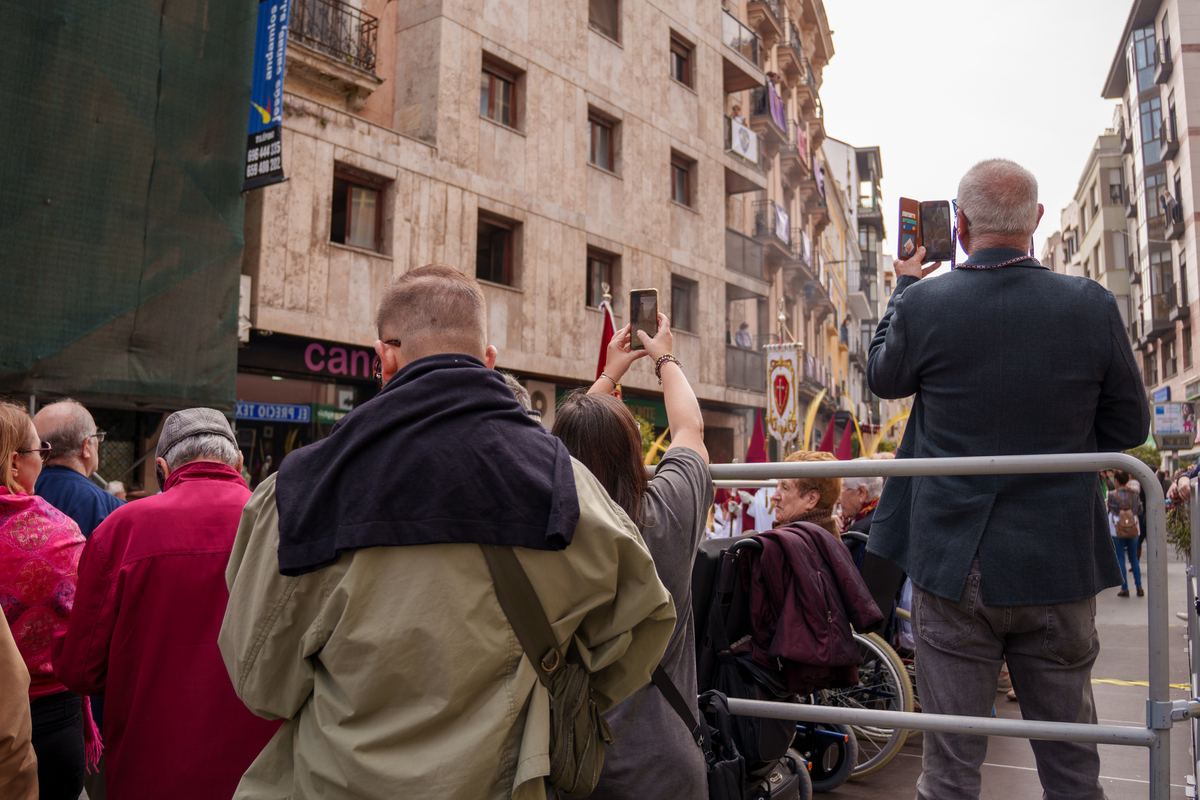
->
[0, 0, 256, 412]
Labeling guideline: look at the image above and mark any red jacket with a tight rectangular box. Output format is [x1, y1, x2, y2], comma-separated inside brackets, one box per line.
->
[740, 524, 884, 694]
[52, 462, 280, 800]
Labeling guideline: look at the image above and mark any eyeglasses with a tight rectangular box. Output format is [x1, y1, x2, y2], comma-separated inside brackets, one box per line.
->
[85, 430, 107, 445]
[17, 442, 52, 463]
[372, 339, 402, 387]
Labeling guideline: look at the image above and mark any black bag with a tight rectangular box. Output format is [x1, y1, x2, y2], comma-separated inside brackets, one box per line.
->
[711, 656, 796, 770]
[651, 668, 746, 800]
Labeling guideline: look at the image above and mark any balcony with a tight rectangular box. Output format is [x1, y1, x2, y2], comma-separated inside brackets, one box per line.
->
[801, 350, 828, 391]
[750, 85, 788, 152]
[1175, 272, 1191, 320]
[1166, 201, 1185, 241]
[806, 192, 830, 231]
[288, 0, 383, 110]
[723, 116, 768, 194]
[1146, 287, 1177, 340]
[858, 202, 884, 232]
[1126, 198, 1137, 220]
[1121, 125, 1134, 155]
[727, 346, 766, 393]
[753, 199, 793, 263]
[1160, 118, 1179, 162]
[794, 60, 817, 115]
[726, 228, 766, 281]
[1154, 38, 1174, 84]
[806, 96, 826, 150]
[779, 120, 809, 182]
[847, 259, 877, 320]
[777, 22, 804, 79]
[721, 10, 764, 92]
[747, 0, 784, 45]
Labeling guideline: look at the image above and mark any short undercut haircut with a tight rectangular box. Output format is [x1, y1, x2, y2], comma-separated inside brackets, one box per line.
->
[957, 158, 1039, 238]
[375, 264, 487, 358]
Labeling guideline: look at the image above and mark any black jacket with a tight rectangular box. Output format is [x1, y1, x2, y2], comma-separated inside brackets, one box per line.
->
[866, 249, 1149, 605]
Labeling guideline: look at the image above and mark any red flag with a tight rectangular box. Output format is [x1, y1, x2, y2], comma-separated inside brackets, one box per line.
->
[835, 418, 855, 461]
[745, 409, 768, 463]
[595, 299, 616, 380]
[816, 420, 835, 453]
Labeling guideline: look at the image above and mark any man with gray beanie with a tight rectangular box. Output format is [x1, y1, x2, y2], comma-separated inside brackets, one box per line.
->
[867, 159, 1148, 800]
[53, 409, 280, 800]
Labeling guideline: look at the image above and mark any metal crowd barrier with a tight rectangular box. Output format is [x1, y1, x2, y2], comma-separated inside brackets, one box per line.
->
[691, 453, 1193, 800]
[1188, 489, 1200, 795]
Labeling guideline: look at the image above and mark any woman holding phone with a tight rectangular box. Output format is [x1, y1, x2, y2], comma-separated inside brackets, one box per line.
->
[552, 314, 712, 799]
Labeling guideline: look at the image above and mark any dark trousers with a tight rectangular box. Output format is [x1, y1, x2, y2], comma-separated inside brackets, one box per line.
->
[30, 690, 85, 800]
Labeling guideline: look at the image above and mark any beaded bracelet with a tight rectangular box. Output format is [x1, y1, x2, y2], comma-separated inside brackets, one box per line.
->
[654, 354, 681, 383]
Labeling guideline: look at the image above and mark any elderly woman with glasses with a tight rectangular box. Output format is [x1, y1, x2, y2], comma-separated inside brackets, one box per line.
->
[0, 401, 99, 799]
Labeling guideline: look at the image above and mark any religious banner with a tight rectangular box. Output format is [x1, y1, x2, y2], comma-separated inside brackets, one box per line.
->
[764, 343, 802, 451]
[729, 117, 759, 164]
[775, 203, 790, 246]
[242, 0, 291, 191]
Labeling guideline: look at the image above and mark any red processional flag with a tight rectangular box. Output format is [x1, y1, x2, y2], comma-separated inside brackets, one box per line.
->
[835, 418, 855, 461]
[595, 299, 619, 397]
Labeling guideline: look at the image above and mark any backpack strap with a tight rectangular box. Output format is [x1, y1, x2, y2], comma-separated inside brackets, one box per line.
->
[652, 666, 707, 750]
[480, 544, 563, 687]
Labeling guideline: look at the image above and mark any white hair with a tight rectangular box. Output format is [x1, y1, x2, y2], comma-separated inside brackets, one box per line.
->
[957, 159, 1039, 237]
[161, 433, 240, 471]
[843, 473, 883, 500]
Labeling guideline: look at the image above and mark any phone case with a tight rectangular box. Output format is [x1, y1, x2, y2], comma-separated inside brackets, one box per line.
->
[898, 197, 920, 260]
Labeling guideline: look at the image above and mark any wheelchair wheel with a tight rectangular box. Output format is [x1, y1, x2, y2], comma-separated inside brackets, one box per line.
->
[816, 631, 913, 778]
[892, 606, 921, 742]
[794, 722, 856, 793]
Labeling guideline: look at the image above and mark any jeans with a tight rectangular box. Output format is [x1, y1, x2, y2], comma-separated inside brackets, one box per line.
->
[912, 559, 1105, 800]
[30, 690, 85, 800]
[1111, 536, 1141, 591]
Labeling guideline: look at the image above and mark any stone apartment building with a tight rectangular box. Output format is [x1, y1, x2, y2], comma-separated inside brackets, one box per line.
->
[235, 0, 874, 475]
[1102, 0, 1200, 419]
[1041, 128, 1133, 331]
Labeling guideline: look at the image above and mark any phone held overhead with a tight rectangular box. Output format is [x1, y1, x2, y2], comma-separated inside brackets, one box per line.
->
[629, 288, 659, 351]
[898, 197, 954, 264]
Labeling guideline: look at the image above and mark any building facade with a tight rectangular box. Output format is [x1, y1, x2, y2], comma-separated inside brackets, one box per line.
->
[1103, 0, 1199, 415]
[237, 0, 895, 477]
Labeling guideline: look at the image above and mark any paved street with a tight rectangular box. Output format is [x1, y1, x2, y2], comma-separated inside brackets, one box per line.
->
[834, 551, 1196, 799]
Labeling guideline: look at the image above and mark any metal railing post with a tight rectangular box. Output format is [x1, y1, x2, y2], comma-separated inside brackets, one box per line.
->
[1191, 488, 1200, 782]
[684, 453, 1183, 798]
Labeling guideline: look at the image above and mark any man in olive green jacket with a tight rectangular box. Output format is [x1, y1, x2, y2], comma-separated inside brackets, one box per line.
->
[218, 265, 676, 800]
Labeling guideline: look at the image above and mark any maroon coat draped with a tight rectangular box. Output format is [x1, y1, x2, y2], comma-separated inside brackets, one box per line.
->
[740, 523, 884, 694]
[52, 462, 280, 800]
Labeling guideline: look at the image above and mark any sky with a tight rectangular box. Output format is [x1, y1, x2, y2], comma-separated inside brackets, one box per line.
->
[819, 0, 1134, 265]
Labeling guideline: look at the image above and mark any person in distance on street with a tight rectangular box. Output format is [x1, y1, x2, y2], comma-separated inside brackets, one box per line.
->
[552, 316, 712, 800]
[866, 158, 1149, 800]
[53, 408, 281, 800]
[218, 264, 675, 800]
[1106, 470, 1144, 598]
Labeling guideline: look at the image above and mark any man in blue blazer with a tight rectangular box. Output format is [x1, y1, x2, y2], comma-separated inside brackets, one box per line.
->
[867, 158, 1149, 800]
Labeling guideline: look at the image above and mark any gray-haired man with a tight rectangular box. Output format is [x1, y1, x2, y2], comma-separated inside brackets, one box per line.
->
[867, 159, 1149, 800]
[33, 399, 123, 539]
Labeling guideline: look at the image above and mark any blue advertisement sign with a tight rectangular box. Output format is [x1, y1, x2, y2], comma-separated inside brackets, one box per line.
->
[1153, 386, 1171, 403]
[242, 0, 291, 191]
[236, 401, 311, 423]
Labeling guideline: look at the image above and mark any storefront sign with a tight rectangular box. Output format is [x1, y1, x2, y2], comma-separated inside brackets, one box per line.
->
[1153, 401, 1197, 450]
[764, 343, 801, 450]
[236, 401, 311, 423]
[242, 0, 291, 191]
[239, 330, 377, 382]
[314, 404, 348, 425]
[1153, 386, 1171, 403]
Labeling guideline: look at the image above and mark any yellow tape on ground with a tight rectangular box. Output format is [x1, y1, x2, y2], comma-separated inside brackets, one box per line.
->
[1092, 678, 1191, 690]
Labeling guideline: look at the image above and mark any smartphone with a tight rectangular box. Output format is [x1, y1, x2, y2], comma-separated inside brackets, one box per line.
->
[629, 288, 659, 350]
[898, 197, 954, 264]
[919, 201, 954, 263]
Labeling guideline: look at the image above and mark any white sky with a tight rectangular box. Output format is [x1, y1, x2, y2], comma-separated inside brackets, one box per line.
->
[819, 0, 1134, 265]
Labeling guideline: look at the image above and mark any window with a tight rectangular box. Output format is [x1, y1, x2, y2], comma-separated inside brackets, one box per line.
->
[1093, 244, 1101, 276]
[476, 213, 517, 286]
[670, 34, 693, 87]
[1130, 26, 1156, 92]
[1164, 338, 1178, 379]
[1186, 327, 1193, 370]
[671, 151, 695, 207]
[1108, 168, 1124, 205]
[331, 170, 386, 251]
[588, 113, 615, 172]
[480, 60, 519, 128]
[1140, 96, 1162, 165]
[671, 275, 698, 333]
[589, 0, 618, 40]
[587, 250, 617, 308]
[1146, 171, 1166, 218]
[1145, 351, 1159, 386]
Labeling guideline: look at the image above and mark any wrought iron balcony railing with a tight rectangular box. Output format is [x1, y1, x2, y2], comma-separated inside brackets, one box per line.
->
[290, 0, 379, 73]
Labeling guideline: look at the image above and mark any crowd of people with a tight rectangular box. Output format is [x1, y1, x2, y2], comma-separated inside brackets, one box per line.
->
[0, 157, 1159, 800]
